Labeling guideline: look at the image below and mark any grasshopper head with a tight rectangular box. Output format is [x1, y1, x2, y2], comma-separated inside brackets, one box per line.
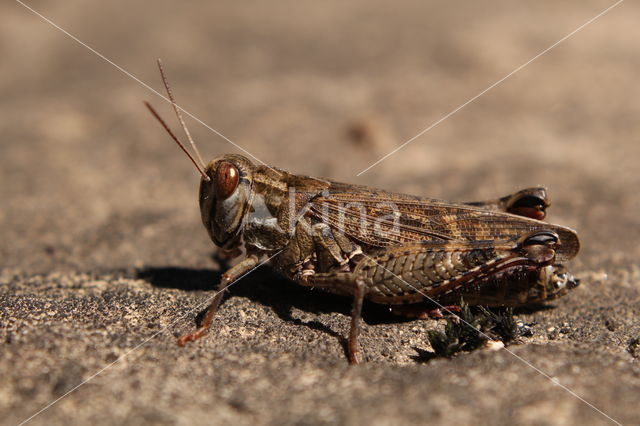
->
[143, 61, 258, 249]
[200, 154, 255, 247]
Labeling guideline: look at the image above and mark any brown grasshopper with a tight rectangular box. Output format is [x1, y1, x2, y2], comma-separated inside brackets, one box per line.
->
[145, 61, 580, 364]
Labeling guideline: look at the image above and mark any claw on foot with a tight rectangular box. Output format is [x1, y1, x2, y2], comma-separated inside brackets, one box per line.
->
[177, 327, 208, 346]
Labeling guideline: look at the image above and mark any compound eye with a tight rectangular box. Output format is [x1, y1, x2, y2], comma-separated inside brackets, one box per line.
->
[215, 162, 239, 200]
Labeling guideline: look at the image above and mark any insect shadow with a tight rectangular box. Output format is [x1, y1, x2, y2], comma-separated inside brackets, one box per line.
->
[136, 263, 407, 339]
[137, 266, 222, 291]
[137, 265, 555, 323]
[136, 264, 557, 362]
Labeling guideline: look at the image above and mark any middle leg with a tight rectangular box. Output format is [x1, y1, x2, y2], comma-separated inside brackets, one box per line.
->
[303, 271, 368, 364]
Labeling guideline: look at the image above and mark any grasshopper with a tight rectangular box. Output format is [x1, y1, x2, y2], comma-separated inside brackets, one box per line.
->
[145, 61, 580, 364]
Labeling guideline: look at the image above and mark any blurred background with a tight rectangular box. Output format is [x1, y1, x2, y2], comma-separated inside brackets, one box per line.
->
[1, 1, 639, 425]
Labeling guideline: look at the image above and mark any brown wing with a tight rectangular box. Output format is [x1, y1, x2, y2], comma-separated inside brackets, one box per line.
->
[307, 181, 579, 261]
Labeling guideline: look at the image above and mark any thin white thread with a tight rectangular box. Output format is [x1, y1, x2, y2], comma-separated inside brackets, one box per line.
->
[361, 253, 622, 426]
[11, 1, 624, 424]
[357, 0, 624, 176]
[17, 250, 282, 426]
[14, 0, 281, 176]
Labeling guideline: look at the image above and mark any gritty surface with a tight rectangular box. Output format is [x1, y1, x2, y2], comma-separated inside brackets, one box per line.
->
[1, 1, 640, 425]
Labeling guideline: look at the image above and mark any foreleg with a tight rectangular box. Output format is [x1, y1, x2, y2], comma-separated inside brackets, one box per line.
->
[177, 254, 260, 346]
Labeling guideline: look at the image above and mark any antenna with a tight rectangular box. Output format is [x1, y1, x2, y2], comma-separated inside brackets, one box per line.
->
[156, 59, 207, 170]
[144, 59, 211, 181]
[145, 101, 211, 181]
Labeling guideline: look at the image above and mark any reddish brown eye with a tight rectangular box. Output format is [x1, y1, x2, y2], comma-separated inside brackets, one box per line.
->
[215, 162, 239, 200]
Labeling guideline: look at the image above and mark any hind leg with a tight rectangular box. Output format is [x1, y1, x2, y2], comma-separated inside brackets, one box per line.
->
[465, 187, 549, 220]
[390, 304, 461, 319]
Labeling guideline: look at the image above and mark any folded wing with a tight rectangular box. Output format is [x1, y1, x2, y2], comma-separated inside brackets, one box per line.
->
[307, 181, 579, 261]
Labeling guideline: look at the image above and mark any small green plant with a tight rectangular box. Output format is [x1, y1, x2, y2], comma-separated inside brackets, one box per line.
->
[426, 300, 519, 358]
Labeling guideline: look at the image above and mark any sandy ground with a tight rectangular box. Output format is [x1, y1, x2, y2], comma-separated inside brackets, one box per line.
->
[1, 1, 640, 425]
